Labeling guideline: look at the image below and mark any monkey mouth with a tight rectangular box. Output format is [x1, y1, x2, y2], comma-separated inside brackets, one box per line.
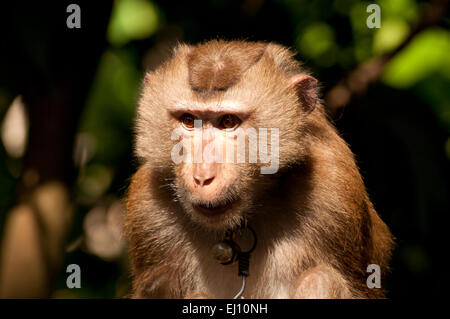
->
[192, 199, 238, 216]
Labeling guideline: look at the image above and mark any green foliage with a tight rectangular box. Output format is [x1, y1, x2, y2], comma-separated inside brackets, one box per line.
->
[383, 28, 450, 133]
[297, 22, 337, 67]
[373, 18, 409, 55]
[108, 0, 161, 47]
[80, 49, 140, 165]
[383, 28, 450, 89]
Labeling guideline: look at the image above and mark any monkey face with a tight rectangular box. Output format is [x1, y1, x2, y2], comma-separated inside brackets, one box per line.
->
[134, 41, 319, 231]
[170, 113, 262, 231]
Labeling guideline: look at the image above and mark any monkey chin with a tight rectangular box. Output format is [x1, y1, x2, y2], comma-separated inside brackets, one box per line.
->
[186, 198, 244, 231]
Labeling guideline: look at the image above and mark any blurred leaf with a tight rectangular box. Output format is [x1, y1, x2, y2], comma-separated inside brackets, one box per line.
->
[382, 28, 450, 88]
[373, 18, 409, 55]
[378, 0, 419, 23]
[297, 22, 337, 66]
[107, 0, 160, 47]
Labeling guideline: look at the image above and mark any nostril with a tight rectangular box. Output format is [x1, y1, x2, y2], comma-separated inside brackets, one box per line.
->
[194, 176, 214, 186]
[203, 177, 214, 186]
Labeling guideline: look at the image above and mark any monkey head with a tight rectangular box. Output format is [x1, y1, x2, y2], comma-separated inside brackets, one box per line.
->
[134, 40, 318, 231]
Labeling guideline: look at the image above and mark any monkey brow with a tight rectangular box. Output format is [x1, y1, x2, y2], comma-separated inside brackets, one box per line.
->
[171, 100, 253, 116]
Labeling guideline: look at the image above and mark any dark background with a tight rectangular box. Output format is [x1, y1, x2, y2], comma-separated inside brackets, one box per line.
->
[0, 0, 449, 298]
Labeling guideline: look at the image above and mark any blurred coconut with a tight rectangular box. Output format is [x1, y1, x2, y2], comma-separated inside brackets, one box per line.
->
[1, 95, 28, 158]
[83, 199, 126, 261]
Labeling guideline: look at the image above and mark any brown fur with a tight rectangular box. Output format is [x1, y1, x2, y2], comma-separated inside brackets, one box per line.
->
[188, 40, 267, 98]
[125, 40, 394, 298]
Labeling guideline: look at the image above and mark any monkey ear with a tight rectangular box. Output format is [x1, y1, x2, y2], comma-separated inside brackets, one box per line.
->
[289, 74, 318, 115]
[144, 72, 152, 84]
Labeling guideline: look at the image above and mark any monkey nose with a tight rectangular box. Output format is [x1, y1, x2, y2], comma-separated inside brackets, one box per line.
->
[194, 175, 215, 187]
[193, 163, 216, 186]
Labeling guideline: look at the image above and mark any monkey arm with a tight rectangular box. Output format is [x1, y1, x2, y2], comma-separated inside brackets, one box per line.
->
[292, 265, 354, 299]
[126, 165, 200, 298]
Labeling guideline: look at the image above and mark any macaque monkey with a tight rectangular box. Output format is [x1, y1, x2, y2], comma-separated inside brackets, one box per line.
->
[125, 40, 394, 299]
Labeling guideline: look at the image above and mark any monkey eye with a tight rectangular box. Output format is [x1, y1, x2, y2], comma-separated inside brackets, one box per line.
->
[180, 113, 196, 129]
[219, 114, 240, 130]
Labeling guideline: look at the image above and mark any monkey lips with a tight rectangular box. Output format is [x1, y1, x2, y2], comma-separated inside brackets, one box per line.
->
[192, 198, 238, 216]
